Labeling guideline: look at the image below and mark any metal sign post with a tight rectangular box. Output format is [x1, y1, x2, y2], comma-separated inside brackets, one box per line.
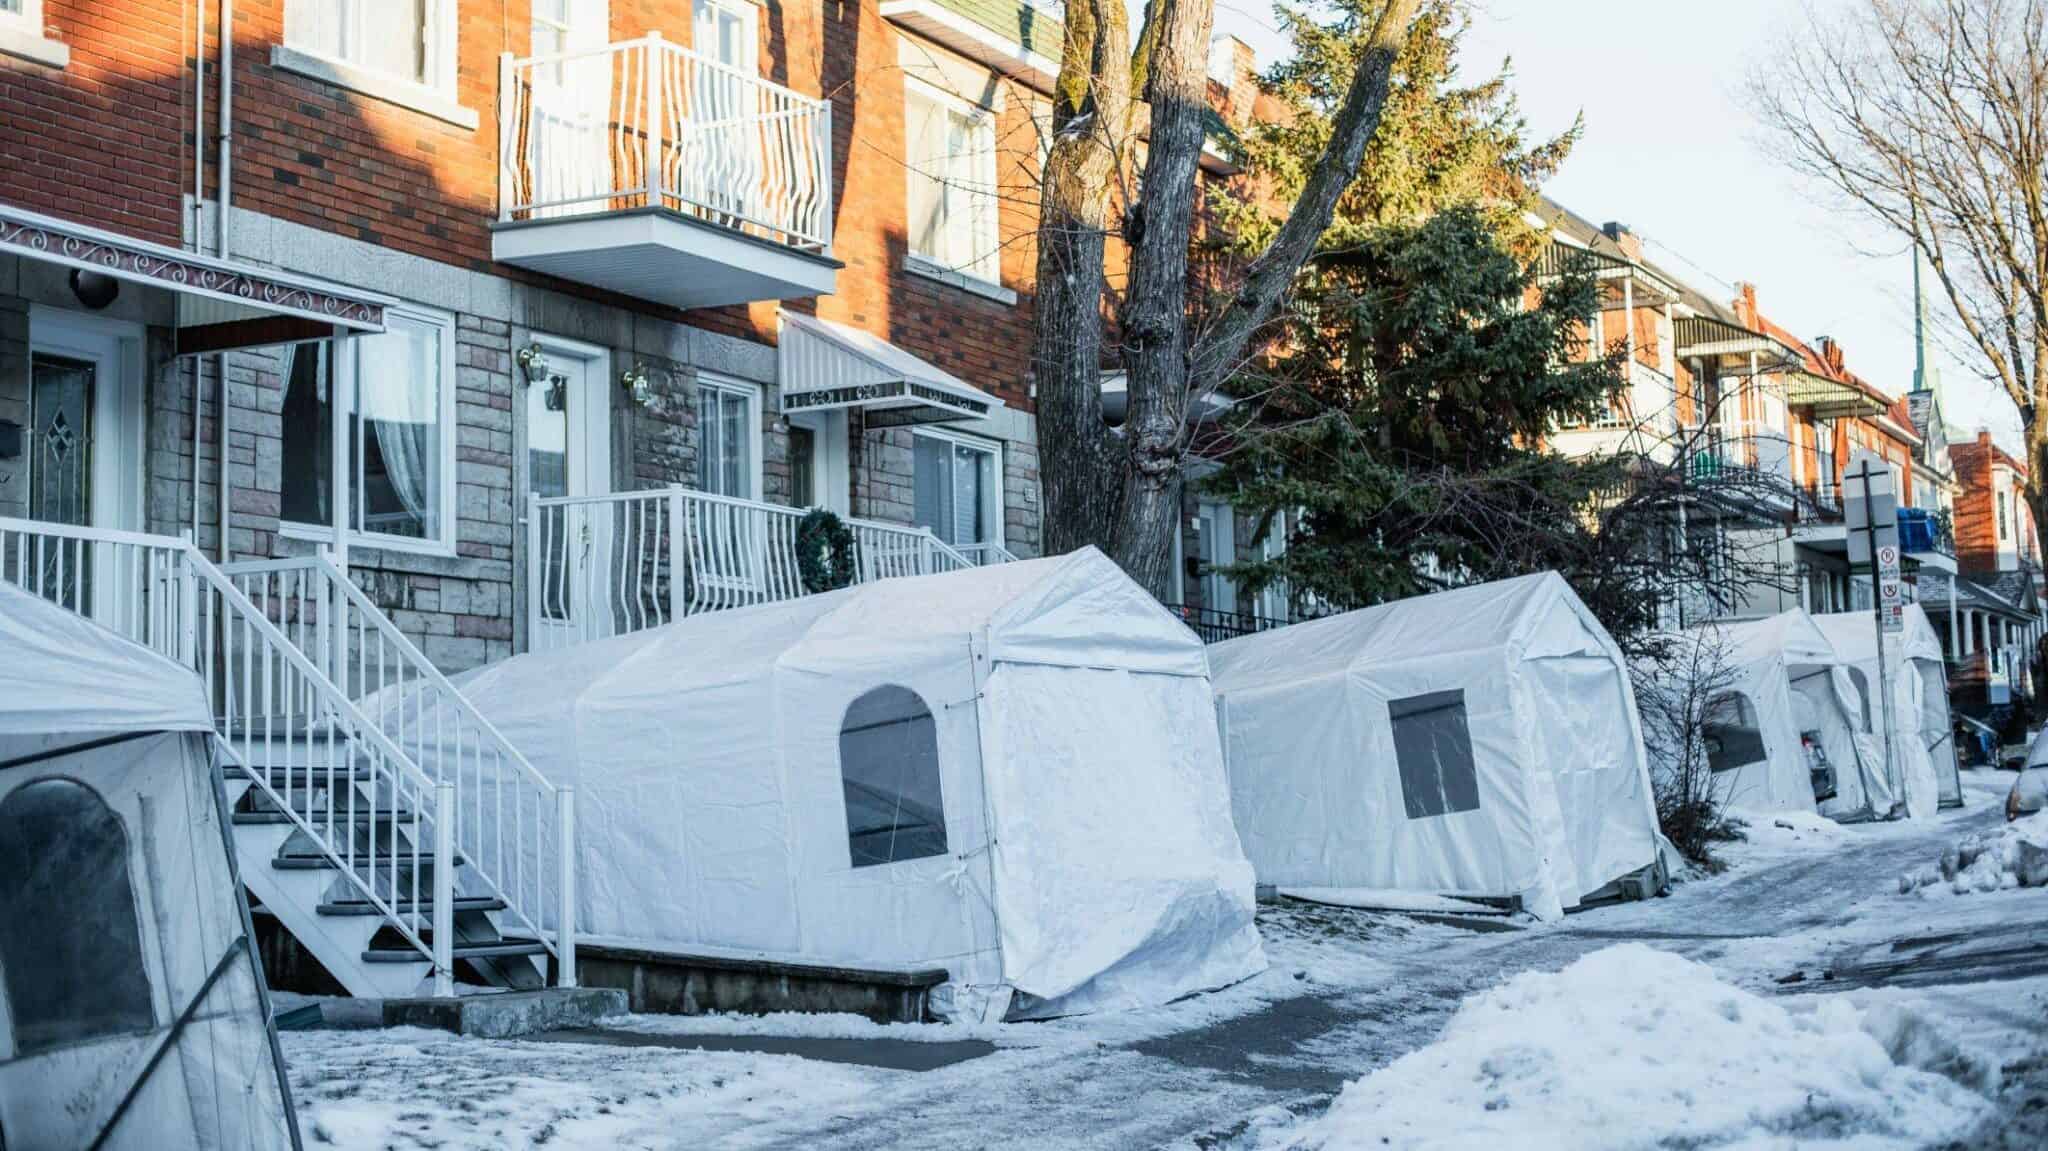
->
[1844, 453, 1903, 818]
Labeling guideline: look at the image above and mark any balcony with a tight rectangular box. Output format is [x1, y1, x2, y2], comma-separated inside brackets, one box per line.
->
[493, 34, 839, 310]
[525, 487, 1016, 653]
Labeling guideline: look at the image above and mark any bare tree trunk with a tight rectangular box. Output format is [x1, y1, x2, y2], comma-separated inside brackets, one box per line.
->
[1034, 0, 1131, 559]
[1030, 0, 1421, 597]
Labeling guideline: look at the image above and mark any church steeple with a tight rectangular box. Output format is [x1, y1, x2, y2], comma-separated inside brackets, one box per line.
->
[1913, 248, 1942, 403]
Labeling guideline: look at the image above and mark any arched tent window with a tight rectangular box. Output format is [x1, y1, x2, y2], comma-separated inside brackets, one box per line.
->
[838, 686, 949, 867]
[1703, 693, 1768, 775]
[1843, 666, 1875, 732]
[0, 778, 155, 1055]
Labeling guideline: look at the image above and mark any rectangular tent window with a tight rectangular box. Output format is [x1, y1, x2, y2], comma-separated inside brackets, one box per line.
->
[1703, 692, 1768, 774]
[1389, 689, 1480, 819]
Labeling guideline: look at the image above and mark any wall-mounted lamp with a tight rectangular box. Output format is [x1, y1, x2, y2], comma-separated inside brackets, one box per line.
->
[69, 268, 120, 311]
[516, 342, 550, 387]
[622, 362, 657, 410]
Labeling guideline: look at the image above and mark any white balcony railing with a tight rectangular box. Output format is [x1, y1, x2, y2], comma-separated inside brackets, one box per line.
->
[526, 487, 1010, 653]
[498, 33, 833, 252]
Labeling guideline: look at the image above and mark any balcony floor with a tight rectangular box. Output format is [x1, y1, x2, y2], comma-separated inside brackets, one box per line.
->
[492, 207, 840, 310]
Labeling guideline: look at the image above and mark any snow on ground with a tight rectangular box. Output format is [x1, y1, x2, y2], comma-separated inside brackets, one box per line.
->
[283, 769, 2044, 1150]
[284, 1025, 884, 1150]
[1899, 810, 2048, 896]
[1259, 944, 1991, 1151]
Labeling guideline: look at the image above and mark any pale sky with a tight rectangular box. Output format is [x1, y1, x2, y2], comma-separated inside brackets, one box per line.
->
[1210, 0, 2026, 452]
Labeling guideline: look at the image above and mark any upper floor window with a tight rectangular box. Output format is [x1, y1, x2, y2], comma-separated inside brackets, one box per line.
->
[1999, 491, 2011, 541]
[696, 374, 761, 499]
[904, 78, 999, 285]
[286, 0, 456, 97]
[912, 429, 1000, 550]
[280, 305, 459, 554]
[693, 0, 757, 72]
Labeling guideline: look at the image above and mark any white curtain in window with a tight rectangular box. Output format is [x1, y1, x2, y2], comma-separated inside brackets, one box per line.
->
[914, 437, 992, 546]
[357, 318, 440, 537]
[905, 86, 995, 280]
[289, 0, 427, 85]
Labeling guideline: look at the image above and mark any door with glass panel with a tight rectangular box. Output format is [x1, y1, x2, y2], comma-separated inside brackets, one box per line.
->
[525, 0, 610, 218]
[913, 433, 998, 565]
[24, 356, 96, 611]
[688, 0, 759, 224]
[524, 347, 613, 646]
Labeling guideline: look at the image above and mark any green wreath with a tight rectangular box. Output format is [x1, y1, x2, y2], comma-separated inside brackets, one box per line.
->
[796, 508, 858, 593]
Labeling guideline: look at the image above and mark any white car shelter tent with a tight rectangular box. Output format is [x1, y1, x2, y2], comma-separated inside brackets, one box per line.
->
[450, 547, 1266, 1021]
[1208, 573, 1664, 922]
[0, 583, 299, 1150]
[1658, 610, 1888, 820]
[1814, 606, 1961, 816]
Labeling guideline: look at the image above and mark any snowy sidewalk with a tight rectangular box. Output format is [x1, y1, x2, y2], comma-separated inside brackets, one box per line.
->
[284, 771, 2046, 1150]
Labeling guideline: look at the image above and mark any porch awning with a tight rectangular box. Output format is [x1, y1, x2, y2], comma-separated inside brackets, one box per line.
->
[1784, 369, 1887, 419]
[1673, 315, 1800, 369]
[0, 203, 391, 355]
[778, 312, 1004, 427]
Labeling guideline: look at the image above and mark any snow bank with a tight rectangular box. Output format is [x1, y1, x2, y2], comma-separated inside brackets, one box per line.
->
[1284, 944, 1988, 1151]
[1898, 812, 2048, 897]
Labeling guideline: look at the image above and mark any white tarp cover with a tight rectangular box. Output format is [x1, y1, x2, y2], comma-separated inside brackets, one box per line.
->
[1813, 606, 1958, 818]
[1207, 573, 1662, 922]
[454, 547, 1265, 1020]
[0, 582, 298, 1150]
[1653, 610, 1886, 820]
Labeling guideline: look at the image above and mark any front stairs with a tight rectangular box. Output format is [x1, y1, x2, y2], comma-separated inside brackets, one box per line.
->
[0, 517, 577, 1003]
[220, 726, 551, 998]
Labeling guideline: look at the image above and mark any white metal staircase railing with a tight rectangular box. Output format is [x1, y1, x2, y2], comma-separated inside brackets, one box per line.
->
[0, 518, 575, 995]
[526, 486, 1011, 653]
[223, 555, 575, 987]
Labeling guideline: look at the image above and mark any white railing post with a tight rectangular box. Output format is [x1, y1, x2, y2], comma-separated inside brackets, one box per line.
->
[525, 492, 542, 653]
[177, 531, 199, 667]
[667, 485, 687, 622]
[498, 51, 516, 221]
[556, 785, 577, 988]
[433, 778, 456, 999]
[920, 530, 935, 576]
[643, 33, 663, 210]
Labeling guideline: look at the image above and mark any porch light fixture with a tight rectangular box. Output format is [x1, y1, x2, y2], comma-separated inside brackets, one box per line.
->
[622, 363, 657, 410]
[516, 342, 550, 387]
[69, 268, 120, 310]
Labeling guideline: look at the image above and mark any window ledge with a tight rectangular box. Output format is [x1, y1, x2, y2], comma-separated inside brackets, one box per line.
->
[903, 255, 1016, 305]
[0, 25, 70, 69]
[279, 521, 459, 561]
[270, 45, 479, 131]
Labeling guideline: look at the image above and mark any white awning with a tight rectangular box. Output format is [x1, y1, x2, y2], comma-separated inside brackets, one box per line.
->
[779, 312, 1004, 427]
[0, 202, 392, 355]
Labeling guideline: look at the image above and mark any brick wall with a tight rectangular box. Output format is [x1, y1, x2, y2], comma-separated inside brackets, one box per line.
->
[1951, 432, 2000, 571]
[0, 0, 191, 244]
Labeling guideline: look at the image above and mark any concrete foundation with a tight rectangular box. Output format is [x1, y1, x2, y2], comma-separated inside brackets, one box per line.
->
[380, 987, 627, 1039]
[576, 943, 947, 1024]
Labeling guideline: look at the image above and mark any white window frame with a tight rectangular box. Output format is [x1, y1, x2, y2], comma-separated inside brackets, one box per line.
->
[695, 372, 764, 501]
[911, 426, 1004, 551]
[691, 0, 759, 73]
[277, 0, 472, 127]
[0, 0, 65, 68]
[902, 74, 1001, 288]
[280, 302, 461, 558]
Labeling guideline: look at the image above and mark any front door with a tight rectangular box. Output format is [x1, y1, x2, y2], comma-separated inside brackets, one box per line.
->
[524, 340, 612, 650]
[785, 410, 848, 515]
[15, 310, 142, 620]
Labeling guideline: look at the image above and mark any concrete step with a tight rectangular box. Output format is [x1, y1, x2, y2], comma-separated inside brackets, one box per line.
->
[317, 894, 505, 917]
[363, 938, 548, 964]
